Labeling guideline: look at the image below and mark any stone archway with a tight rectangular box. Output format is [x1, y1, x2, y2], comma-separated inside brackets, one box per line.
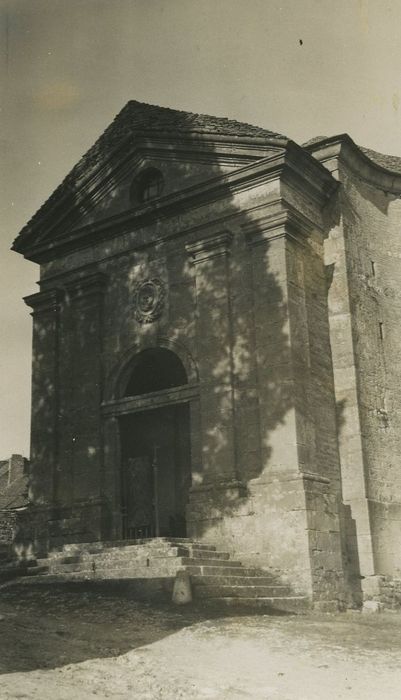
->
[102, 345, 199, 540]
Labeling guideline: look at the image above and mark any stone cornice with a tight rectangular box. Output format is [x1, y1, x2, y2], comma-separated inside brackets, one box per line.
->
[24, 288, 62, 315]
[186, 231, 233, 264]
[14, 143, 336, 264]
[242, 199, 314, 247]
[62, 271, 108, 300]
[23, 140, 280, 253]
[305, 134, 401, 194]
[101, 382, 199, 416]
[12, 133, 288, 257]
[135, 136, 284, 166]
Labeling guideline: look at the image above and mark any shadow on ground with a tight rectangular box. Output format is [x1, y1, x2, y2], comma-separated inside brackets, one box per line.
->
[0, 580, 289, 674]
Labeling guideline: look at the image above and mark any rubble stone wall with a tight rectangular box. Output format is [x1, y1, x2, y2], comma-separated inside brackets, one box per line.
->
[0, 510, 18, 544]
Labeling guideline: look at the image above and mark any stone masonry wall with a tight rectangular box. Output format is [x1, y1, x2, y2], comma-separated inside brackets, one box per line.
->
[362, 574, 401, 610]
[325, 160, 401, 581]
[0, 510, 18, 544]
[341, 167, 401, 576]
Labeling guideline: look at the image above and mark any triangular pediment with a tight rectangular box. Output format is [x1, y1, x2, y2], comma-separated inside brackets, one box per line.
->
[13, 101, 288, 261]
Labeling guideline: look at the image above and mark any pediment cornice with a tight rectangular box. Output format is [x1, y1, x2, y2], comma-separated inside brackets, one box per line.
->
[12, 134, 286, 258]
[13, 141, 336, 264]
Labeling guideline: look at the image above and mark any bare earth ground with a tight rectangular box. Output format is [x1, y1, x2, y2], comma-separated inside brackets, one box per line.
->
[1, 581, 401, 700]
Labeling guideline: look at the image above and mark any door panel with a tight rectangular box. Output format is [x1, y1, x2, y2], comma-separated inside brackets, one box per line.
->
[119, 404, 190, 538]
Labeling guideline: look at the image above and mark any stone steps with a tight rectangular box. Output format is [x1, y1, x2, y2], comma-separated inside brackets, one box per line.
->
[181, 556, 243, 567]
[13, 536, 308, 612]
[54, 537, 217, 555]
[35, 559, 242, 577]
[204, 596, 307, 613]
[38, 561, 271, 580]
[191, 574, 282, 587]
[24, 564, 50, 576]
[194, 584, 293, 598]
[184, 564, 265, 577]
[44, 546, 228, 566]
[39, 542, 219, 566]
[0, 559, 37, 585]
[22, 566, 179, 582]
[36, 546, 234, 576]
[181, 549, 230, 560]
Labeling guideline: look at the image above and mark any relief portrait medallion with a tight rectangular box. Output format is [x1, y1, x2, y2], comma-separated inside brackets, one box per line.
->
[133, 278, 165, 323]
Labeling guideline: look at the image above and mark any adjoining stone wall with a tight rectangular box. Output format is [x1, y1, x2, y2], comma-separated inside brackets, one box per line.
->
[339, 166, 401, 576]
[0, 510, 18, 544]
[315, 141, 401, 605]
[362, 574, 401, 610]
[376, 579, 401, 610]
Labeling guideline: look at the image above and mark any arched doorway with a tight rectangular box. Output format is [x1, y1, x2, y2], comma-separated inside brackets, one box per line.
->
[118, 348, 192, 539]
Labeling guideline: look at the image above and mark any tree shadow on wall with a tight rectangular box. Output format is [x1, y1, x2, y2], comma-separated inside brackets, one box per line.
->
[14, 110, 346, 603]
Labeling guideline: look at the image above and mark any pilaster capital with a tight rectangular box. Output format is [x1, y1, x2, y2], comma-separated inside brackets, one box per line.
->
[24, 288, 62, 315]
[242, 202, 314, 248]
[64, 271, 108, 300]
[185, 231, 233, 264]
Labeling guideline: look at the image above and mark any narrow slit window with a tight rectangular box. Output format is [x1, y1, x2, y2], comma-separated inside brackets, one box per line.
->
[379, 322, 385, 340]
[371, 260, 376, 276]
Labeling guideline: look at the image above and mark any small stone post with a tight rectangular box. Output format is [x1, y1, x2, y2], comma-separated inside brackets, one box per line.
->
[172, 570, 192, 605]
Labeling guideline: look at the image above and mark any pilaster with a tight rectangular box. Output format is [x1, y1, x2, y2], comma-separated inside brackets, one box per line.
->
[24, 288, 62, 506]
[56, 272, 107, 532]
[186, 232, 238, 484]
[243, 202, 345, 604]
[243, 205, 316, 478]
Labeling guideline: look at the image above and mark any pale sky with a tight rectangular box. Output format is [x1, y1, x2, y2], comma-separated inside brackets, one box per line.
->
[1, 0, 401, 457]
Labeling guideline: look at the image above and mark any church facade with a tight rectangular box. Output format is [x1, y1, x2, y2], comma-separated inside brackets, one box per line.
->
[13, 102, 401, 607]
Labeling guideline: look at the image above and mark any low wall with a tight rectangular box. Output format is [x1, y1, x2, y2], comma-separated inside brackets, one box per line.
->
[362, 574, 401, 610]
[0, 510, 19, 544]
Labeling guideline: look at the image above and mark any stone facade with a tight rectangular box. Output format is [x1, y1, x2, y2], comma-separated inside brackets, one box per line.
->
[12, 102, 401, 607]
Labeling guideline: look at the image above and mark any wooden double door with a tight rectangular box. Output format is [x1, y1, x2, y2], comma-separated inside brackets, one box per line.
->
[119, 403, 191, 539]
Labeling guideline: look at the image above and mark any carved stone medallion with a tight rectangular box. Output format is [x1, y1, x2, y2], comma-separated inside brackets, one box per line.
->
[133, 278, 165, 323]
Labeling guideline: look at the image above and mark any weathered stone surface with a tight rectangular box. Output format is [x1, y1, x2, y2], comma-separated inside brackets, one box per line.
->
[11, 103, 401, 608]
[13, 537, 307, 612]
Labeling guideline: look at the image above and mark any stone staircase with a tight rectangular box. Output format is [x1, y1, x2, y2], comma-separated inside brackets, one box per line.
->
[4, 537, 307, 612]
[0, 543, 38, 584]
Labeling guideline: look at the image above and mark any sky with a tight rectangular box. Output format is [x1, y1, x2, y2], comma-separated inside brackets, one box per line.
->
[1, 0, 401, 457]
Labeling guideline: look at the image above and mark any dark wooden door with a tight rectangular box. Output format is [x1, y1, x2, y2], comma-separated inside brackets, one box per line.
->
[119, 404, 190, 539]
[123, 455, 153, 539]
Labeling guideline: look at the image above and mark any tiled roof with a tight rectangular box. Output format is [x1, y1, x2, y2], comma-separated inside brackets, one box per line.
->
[119, 101, 286, 139]
[303, 135, 401, 175]
[360, 146, 401, 175]
[13, 101, 286, 249]
[0, 476, 29, 510]
[74, 101, 286, 186]
[302, 136, 328, 148]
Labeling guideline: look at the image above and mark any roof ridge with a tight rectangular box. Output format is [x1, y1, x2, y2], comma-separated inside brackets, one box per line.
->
[124, 100, 286, 135]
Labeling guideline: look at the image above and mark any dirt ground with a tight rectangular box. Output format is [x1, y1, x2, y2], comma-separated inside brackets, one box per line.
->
[1, 580, 401, 699]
